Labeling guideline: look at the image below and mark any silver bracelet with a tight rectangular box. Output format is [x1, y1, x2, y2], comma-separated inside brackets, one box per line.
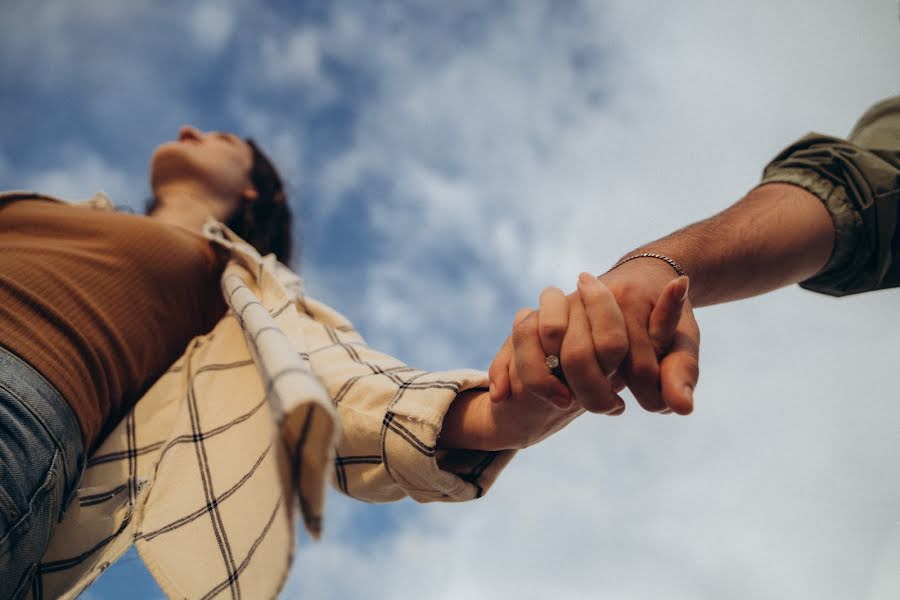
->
[610, 252, 687, 277]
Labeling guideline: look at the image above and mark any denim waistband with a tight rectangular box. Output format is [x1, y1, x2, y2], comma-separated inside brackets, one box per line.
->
[0, 345, 85, 503]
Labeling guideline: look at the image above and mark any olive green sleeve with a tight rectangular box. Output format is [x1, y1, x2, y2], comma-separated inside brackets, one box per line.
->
[759, 96, 900, 296]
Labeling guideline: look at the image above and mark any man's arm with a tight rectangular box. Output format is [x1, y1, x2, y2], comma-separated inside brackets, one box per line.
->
[582, 182, 832, 414]
[633, 95, 900, 306]
[621, 182, 833, 308]
[490, 95, 900, 416]
[600, 97, 900, 412]
[482, 184, 833, 419]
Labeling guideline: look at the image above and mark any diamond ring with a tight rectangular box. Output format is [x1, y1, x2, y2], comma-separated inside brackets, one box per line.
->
[545, 354, 566, 383]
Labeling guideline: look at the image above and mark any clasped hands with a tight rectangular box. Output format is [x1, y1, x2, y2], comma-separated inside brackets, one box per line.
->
[439, 259, 701, 452]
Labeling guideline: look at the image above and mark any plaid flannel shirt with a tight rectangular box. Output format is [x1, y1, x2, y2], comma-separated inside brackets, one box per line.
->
[6, 192, 515, 599]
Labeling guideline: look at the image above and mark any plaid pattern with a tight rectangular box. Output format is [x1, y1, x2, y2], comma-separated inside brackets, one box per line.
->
[14, 193, 514, 599]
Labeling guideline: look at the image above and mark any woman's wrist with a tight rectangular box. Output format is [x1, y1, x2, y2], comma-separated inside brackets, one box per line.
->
[437, 389, 494, 450]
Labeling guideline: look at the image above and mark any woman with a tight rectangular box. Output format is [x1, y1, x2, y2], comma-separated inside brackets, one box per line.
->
[0, 125, 291, 596]
[1, 126, 603, 598]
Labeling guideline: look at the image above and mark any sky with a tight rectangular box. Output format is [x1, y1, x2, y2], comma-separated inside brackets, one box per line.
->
[1, 1, 899, 598]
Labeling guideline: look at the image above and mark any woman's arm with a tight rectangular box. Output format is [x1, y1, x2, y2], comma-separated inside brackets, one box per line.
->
[437, 387, 582, 450]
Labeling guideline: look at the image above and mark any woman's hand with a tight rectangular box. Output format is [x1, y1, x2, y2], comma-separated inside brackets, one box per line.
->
[489, 264, 699, 416]
[493, 279, 630, 414]
[438, 386, 583, 451]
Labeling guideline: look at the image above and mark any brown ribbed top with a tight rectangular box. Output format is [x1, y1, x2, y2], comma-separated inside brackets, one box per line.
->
[0, 199, 228, 451]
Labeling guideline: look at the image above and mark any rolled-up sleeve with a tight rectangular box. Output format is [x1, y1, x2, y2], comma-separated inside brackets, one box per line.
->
[295, 295, 516, 503]
[759, 96, 900, 296]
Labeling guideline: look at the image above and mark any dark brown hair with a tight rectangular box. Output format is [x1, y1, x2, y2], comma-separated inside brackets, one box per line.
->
[146, 138, 294, 265]
[227, 139, 293, 265]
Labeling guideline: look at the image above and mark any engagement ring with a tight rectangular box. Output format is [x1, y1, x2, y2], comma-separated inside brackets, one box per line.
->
[545, 354, 566, 383]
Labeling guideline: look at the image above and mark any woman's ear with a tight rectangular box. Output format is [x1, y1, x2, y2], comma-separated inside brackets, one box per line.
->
[241, 187, 259, 203]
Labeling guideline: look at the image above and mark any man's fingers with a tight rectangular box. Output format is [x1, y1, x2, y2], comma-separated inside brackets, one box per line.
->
[576, 273, 630, 376]
[512, 310, 572, 408]
[619, 278, 691, 414]
[621, 310, 667, 413]
[659, 308, 701, 415]
[609, 372, 626, 393]
[648, 276, 689, 356]
[559, 294, 618, 414]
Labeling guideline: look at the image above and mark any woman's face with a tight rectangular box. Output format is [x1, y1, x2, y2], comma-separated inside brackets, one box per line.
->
[150, 125, 257, 217]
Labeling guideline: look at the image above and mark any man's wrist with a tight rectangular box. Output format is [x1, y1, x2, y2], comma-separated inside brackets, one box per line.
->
[600, 253, 682, 291]
[610, 252, 686, 278]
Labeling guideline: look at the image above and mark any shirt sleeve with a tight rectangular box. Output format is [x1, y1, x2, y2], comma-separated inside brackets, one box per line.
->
[758, 96, 900, 296]
[294, 294, 516, 503]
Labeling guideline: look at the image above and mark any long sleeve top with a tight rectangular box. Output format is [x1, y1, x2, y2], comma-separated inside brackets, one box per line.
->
[760, 95, 900, 296]
[16, 192, 515, 600]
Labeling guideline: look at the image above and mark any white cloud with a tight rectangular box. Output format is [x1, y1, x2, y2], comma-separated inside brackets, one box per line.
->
[261, 29, 323, 84]
[1, 1, 152, 86]
[23, 151, 138, 207]
[281, 1, 900, 599]
[189, 2, 236, 53]
[11, 1, 895, 597]
[249, 27, 338, 112]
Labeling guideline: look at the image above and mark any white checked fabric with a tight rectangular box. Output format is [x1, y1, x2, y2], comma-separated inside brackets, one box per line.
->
[15, 193, 515, 600]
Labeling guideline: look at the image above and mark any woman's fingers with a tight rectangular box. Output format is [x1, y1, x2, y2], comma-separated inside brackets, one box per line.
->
[538, 286, 568, 366]
[560, 292, 623, 414]
[512, 306, 572, 408]
[489, 308, 532, 402]
[576, 273, 629, 376]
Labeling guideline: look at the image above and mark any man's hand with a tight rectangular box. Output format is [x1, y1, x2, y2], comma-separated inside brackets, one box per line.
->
[489, 262, 700, 415]
[598, 260, 699, 414]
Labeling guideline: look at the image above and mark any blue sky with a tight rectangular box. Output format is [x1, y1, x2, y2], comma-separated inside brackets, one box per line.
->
[2, 1, 900, 599]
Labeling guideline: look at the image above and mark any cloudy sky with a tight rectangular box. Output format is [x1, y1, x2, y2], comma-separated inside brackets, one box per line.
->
[2, 1, 899, 598]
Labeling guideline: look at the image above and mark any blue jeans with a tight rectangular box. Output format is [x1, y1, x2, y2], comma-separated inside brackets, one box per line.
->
[0, 346, 84, 599]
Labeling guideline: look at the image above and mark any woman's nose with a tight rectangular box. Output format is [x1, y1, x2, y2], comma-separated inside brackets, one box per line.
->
[178, 125, 203, 142]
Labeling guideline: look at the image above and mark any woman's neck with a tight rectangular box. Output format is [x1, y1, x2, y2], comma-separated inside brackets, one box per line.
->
[149, 186, 228, 233]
